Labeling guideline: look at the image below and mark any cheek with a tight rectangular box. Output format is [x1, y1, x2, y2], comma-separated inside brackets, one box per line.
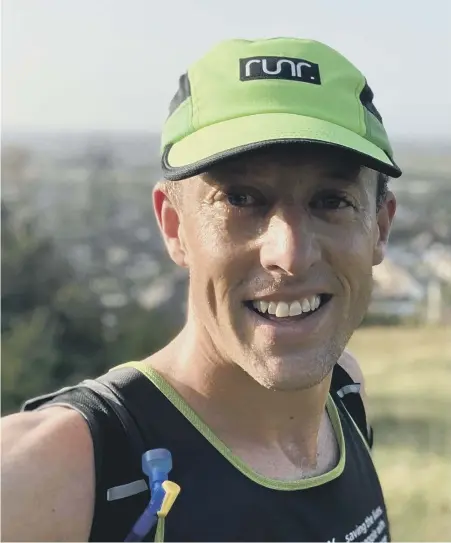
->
[187, 208, 257, 267]
[186, 213, 236, 264]
[183, 214, 249, 311]
[326, 219, 376, 292]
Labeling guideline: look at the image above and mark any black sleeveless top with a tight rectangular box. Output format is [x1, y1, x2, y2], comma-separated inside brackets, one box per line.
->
[23, 362, 390, 542]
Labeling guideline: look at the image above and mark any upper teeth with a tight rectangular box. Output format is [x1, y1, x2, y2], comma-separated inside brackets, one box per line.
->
[252, 296, 321, 317]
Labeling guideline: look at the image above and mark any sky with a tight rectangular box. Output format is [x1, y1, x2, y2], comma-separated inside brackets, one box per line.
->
[2, 0, 451, 140]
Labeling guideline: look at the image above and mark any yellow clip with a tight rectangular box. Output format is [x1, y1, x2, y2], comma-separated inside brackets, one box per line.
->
[157, 481, 181, 518]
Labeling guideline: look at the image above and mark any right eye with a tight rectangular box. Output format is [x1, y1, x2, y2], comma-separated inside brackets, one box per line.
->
[226, 192, 258, 207]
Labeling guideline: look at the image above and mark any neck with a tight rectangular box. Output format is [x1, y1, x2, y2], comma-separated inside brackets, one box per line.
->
[149, 319, 333, 466]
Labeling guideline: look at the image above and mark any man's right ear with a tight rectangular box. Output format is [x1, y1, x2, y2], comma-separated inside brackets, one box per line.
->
[153, 183, 188, 268]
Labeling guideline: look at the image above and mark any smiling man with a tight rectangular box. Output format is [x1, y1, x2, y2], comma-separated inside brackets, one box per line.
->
[2, 38, 400, 542]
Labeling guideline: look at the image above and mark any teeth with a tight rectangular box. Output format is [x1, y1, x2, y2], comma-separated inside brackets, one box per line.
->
[253, 300, 269, 313]
[289, 301, 303, 316]
[275, 302, 290, 318]
[252, 296, 322, 318]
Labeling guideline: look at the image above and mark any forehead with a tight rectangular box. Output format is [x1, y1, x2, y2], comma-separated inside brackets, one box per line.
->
[203, 144, 371, 187]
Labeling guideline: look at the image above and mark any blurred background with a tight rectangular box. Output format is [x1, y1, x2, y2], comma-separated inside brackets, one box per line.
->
[1, 0, 450, 540]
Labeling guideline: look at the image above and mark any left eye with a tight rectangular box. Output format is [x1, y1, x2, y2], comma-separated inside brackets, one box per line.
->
[226, 193, 258, 207]
[311, 196, 352, 210]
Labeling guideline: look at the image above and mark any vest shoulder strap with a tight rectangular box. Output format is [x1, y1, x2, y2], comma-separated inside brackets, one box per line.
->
[330, 364, 373, 449]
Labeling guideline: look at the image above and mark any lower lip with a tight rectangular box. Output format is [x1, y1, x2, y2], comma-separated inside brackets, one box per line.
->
[245, 300, 332, 342]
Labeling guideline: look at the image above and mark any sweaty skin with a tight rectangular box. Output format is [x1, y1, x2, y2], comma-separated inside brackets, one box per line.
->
[1, 145, 396, 541]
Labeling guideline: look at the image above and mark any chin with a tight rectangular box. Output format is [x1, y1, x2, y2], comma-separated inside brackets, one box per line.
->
[245, 356, 335, 392]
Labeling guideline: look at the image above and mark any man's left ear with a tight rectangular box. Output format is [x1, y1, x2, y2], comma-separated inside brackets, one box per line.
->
[373, 191, 397, 266]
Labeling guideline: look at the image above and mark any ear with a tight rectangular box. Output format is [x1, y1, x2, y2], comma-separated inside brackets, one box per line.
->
[153, 183, 188, 268]
[373, 191, 396, 266]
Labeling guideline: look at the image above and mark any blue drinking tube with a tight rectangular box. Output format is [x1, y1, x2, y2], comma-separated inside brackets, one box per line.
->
[125, 449, 181, 542]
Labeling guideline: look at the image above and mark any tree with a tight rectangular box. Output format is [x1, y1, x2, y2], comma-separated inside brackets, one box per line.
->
[1, 201, 180, 414]
[1, 202, 109, 414]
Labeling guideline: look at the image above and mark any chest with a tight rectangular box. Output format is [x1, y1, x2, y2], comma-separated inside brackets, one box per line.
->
[224, 417, 339, 481]
[160, 455, 390, 542]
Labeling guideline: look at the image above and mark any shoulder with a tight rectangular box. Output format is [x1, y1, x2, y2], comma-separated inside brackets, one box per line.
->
[338, 348, 368, 410]
[1, 406, 95, 541]
[338, 348, 365, 387]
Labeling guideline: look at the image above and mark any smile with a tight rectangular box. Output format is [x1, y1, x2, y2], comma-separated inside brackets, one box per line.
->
[245, 294, 333, 323]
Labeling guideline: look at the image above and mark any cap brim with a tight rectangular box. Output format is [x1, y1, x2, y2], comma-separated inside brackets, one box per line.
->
[162, 113, 402, 181]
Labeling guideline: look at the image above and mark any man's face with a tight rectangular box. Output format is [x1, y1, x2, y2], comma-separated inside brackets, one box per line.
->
[155, 145, 396, 391]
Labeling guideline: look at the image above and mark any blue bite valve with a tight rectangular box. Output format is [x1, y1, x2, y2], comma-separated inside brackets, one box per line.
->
[142, 448, 173, 486]
[125, 449, 175, 542]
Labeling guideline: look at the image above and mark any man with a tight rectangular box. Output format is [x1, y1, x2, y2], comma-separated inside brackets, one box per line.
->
[2, 37, 400, 542]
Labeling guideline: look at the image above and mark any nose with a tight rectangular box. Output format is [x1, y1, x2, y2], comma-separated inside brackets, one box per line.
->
[259, 210, 321, 277]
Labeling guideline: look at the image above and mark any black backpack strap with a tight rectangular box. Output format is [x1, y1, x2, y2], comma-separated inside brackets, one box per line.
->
[82, 378, 147, 462]
[330, 364, 373, 449]
[22, 377, 148, 476]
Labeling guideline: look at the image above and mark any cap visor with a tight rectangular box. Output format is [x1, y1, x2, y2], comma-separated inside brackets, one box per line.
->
[162, 113, 402, 180]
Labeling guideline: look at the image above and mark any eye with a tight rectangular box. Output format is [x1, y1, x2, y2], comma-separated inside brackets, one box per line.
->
[226, 191, 261, 208]
[310, 193, 355, 211]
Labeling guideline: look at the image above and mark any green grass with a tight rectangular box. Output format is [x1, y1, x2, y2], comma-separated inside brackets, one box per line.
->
[347, 326, 451, 541]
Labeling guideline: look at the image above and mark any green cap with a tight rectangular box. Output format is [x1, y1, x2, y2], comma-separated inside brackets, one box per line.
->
[161, 37, 402, 181]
